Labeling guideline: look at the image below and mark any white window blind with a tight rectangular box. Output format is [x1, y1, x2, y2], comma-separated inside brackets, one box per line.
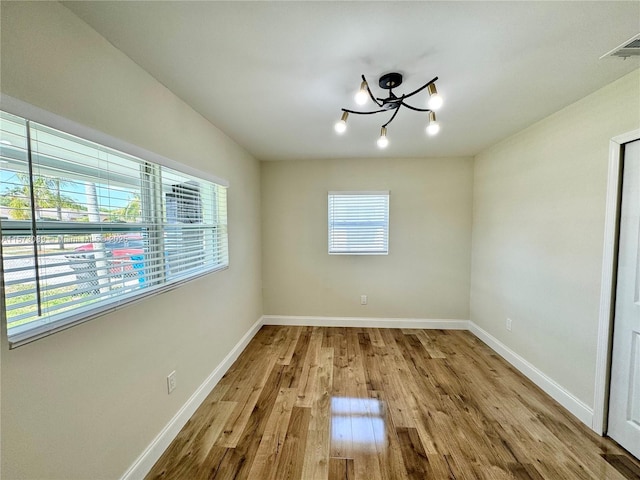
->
[328, 191, 389, 255]
[0, 111, 228, 346]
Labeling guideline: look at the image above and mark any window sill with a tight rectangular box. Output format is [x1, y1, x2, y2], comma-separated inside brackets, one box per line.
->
[7, 264, 229, 349]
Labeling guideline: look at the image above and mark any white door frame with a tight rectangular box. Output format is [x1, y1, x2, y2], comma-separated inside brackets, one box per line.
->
[593, 128, 640, 434]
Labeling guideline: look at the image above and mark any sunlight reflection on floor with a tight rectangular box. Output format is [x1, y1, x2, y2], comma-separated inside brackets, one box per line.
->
[330, 396, 386, 455]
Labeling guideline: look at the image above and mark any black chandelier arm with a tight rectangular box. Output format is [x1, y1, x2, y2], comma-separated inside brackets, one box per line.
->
[375, 93, 398, 102]
[362, 74, 383, 107]
[341, 107, 389, 115]
[400, 102, 432, 113]
[402, 76, 439, 101]
[382, 106, 401, 129]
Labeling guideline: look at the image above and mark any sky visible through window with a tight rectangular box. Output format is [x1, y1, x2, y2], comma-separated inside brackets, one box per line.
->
[0, 170, 133, 212]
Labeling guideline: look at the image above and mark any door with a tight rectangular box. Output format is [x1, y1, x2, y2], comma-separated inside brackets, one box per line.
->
[608, 139, 640, 459]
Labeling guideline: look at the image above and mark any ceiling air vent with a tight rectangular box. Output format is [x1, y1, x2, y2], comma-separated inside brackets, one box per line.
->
[601, 33, 640, 59]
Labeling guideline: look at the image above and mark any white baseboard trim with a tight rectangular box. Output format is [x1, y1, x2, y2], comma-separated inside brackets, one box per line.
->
[120, 316, 265, 480]
[468, 321, 594, 427]
[262, 315, 470, 330]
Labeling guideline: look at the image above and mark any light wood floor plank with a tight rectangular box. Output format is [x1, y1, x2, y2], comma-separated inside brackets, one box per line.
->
[281, 326, 313, 389]
[273, 406, 312, 480]
[368, 390, 410, 480]
[145, 327, 640, 480]
[213, 363, 286, 479]
[246, 387, 298, 480]
[215, 354, 277, 448]
[300, 346, 334, 480]
[295, 328, 324, 408]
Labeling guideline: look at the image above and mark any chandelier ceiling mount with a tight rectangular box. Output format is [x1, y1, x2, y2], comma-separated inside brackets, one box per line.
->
[378, 72, 403, 90]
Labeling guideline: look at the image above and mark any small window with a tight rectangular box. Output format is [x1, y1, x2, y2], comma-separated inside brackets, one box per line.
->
[328, 191, 389, 255]
[0, 110, 229, 346]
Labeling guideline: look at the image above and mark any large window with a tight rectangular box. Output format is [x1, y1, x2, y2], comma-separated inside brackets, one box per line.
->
[0, 111, 228, 346]
[328, 191, 389, 255]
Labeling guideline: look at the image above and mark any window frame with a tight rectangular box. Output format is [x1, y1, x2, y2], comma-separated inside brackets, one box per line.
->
[327, 190, 390, 255]
[0, 97, 230, 348]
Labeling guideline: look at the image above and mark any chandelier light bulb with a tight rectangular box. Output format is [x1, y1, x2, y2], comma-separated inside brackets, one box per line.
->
[334, 111, 349, 134]
[427, 83, 443, 111]
[428, 94, 443, 111]
[355, 81, 369, 105]
[377, 136, 389, 149]
[377, 127, 389, 149]
[426, 111, 440, 136]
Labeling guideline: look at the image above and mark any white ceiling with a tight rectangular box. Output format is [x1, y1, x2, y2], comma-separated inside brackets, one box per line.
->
[63, 1, 639, 161]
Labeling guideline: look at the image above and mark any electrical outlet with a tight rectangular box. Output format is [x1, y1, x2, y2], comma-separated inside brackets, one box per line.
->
[360, 294, 368, 305]
[506, 318, 512, 331]
[167, 371, 177, 394]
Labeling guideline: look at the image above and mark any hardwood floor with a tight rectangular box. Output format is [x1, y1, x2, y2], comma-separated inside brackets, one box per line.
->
[145, 326, 640, 480]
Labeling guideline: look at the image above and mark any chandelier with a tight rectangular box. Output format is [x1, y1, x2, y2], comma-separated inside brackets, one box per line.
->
[334, 72, 443, 149]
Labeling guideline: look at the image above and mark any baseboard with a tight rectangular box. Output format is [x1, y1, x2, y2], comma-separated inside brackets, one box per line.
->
[468, 321, 594, 427]
[120, 316, 265, 480]
[262, 315, 469, 330]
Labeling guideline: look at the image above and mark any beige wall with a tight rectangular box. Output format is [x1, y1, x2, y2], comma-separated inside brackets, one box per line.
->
[262, 157, 473, 319]
[0, 3, 262, 479]
[470, 69, 640, 407]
